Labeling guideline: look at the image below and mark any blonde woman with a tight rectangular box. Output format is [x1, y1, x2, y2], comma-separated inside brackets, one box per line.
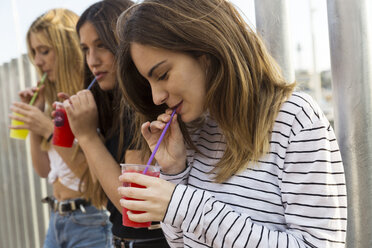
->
[9, 9, 112, 248]
[116, 0, 347, 247]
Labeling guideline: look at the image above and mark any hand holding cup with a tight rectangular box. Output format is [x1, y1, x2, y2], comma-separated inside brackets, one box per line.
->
[118, 164, 176, 226]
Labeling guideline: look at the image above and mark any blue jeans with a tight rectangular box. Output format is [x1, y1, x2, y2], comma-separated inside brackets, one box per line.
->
[43, 205, 113, 248]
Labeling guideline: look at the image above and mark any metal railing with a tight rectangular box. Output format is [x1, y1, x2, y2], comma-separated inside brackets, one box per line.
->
[0, 55, 52, 248]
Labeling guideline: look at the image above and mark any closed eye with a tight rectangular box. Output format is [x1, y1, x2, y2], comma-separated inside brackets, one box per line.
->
[80, 45, 88, 54]
[158, 71, 168, 81]
[41, 49, 49, 55]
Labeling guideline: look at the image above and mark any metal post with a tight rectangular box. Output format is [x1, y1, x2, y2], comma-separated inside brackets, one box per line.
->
[254, 0, 295, 83]
[327, 0, 372, 247]
[0, 63, 12, 248]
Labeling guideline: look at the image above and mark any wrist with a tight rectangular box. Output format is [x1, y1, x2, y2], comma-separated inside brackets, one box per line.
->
[46, 133, 53, 143]
[77, 131, 100, 147]
[161, 159, 188, 175]
[43, 123, 54, 139]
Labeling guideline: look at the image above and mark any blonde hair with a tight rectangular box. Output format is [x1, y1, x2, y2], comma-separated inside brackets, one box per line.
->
[26, 9, 106, 207]
[117, 0, 296, 182]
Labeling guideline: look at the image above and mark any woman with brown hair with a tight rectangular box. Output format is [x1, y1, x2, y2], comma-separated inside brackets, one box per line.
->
[62, 0, 169, 247]
[116, 0, 347, 247]
[9, 8, 111, 248]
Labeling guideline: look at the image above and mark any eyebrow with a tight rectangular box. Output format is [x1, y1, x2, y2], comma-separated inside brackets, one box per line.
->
[148, 60, 166, 77]
[80, 38, 101, 47]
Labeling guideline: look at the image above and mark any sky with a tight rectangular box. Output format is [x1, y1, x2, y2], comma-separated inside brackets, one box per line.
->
[0, 0, 331, 72]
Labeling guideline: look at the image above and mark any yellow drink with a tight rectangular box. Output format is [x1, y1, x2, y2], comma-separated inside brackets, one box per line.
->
[9, 113, 29, 140]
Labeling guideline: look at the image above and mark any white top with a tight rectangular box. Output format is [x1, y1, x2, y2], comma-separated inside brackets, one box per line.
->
[160, 92, 347, 248]
[47, 147, 81, 192]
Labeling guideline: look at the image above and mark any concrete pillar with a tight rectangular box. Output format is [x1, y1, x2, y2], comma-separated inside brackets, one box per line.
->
[327, 0, 372, 247]
[254, 0, 295, 83]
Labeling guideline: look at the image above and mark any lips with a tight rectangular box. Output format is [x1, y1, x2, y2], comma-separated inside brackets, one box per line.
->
[94, 72, 107, 80]
[170, 101, 183, 114]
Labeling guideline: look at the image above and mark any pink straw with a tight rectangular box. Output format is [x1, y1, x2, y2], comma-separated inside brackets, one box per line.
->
[143, 108, 177, 174]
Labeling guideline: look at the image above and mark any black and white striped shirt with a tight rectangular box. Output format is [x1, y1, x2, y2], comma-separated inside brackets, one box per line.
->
[160, 92, 347, 248]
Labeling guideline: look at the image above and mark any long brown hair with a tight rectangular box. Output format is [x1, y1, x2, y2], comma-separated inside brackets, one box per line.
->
[76, 0, 135, 160]
[117, 0, 295, 182]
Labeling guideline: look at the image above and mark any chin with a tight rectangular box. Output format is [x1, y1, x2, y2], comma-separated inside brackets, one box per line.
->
[98, 82, 115, 91]
[180, 114, 197, 124]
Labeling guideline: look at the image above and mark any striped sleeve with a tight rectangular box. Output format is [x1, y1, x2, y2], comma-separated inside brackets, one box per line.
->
[162, 184, 322, 247]
[280, 118, 347, 247]
[161, 125, 346, 247]
[160, 163, 191, 185]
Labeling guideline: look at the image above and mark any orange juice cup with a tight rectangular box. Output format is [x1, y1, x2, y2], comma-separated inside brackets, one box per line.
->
[120, 164, 160, 228]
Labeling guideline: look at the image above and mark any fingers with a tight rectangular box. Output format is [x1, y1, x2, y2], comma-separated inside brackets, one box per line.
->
[9, 123, 27, 130]
[57, 92, 70, 101]
[125, 210, 153, 223]
[12, 101, 32, 110]
[8, 112, 26, 122]
[18, 89, 34, 99]
[10, 103, 32, 116]
[119, 172, 158, 188]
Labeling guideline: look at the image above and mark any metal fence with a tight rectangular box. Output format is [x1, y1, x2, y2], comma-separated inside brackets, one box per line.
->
[0, 55, 52, 248]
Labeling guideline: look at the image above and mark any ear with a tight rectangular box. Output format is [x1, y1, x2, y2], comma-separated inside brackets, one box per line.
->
[198, 54, 211, 73]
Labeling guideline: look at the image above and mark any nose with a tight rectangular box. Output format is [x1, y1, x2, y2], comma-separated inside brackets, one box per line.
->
[34, 54, 44, 67]
[86, 48, 100, 68]
[150, 83, 168, 105]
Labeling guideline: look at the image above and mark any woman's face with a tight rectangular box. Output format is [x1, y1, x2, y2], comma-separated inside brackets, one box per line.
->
[130, 43, 207, 123]
[29, 32, 56, 82]
[79, 21, 116, 91]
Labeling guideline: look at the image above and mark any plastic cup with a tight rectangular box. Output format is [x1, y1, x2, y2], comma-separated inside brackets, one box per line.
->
[121, 164, 160, 228]
[52, 102, 74, 147]
[9, 113, 29, 140]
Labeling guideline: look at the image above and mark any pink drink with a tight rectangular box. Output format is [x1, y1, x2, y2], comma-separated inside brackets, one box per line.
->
[121, 164, 160, 228]
[53, 103, 74, 147]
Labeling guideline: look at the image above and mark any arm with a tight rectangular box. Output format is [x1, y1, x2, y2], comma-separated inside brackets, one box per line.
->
[29, 131, 51, 178]
[63, 90, 124, 212]
[78, 133, 122, 211]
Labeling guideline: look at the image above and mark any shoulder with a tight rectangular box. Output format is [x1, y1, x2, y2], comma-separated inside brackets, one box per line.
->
[277, 91, 327, 134]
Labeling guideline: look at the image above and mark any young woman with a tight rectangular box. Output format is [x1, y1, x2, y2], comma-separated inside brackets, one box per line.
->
[9, 8, 112, 248]
[116, 0, 347, 247]
[62, 0, 169, 247]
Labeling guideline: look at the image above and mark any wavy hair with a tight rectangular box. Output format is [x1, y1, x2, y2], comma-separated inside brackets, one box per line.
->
[27, 8, 84, 113]
[26, 8, 107, 207]
[117, 0, 296, 182]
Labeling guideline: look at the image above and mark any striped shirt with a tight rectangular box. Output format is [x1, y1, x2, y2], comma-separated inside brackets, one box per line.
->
[160, 92, 347, 248]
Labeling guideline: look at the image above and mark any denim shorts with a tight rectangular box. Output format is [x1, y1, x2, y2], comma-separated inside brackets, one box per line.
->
[43, 205, 113, 248]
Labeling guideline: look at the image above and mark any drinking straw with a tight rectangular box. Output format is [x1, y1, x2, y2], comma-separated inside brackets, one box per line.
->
[87, 78, 97, 90]
[143, 108, 177, 174]
[29, 73, 47, 106]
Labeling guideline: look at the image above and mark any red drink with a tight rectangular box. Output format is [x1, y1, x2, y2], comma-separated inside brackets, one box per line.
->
[121, 164, 160, 228]
[53, 103, 74, 147]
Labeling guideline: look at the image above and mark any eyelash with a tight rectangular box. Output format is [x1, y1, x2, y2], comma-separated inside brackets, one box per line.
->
[158, 71, 168, 81]
[81, 43, 107, 54]
[41, 50, 49, 55]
